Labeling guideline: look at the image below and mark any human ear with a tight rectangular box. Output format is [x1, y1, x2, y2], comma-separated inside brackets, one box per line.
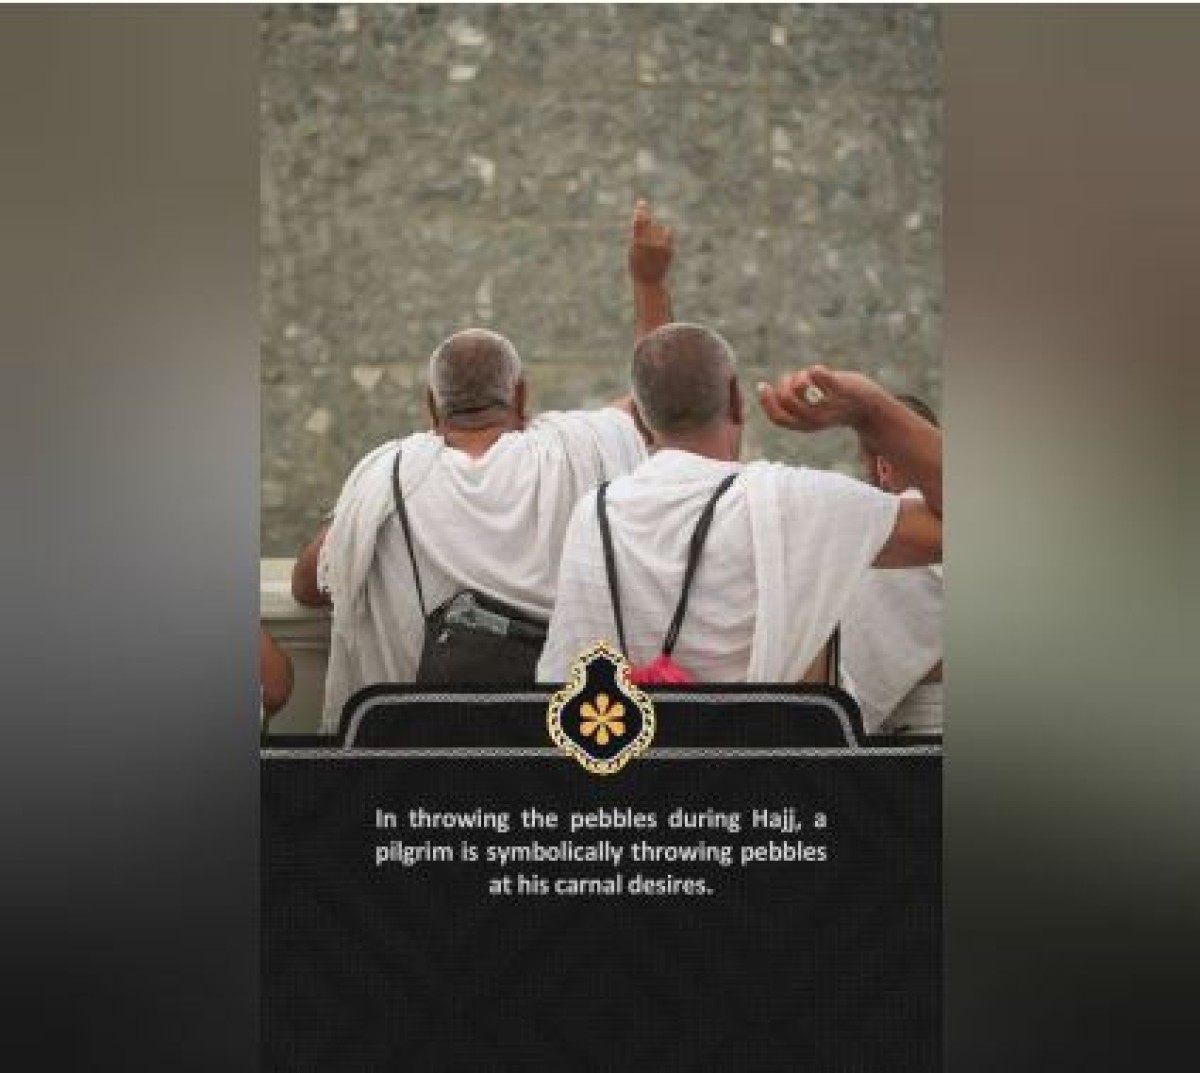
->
[514, 379, 528, 426]
[729, 378, 745, 425]
[877, 457, 897, 492]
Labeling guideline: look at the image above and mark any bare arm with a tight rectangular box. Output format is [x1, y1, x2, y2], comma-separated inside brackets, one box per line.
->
[291, 523, 332, 608]
[757, 366, 942, 567]
[872, 498, 941, 568]
[608, 199, 673, 437]
[259, 628, 294, 718]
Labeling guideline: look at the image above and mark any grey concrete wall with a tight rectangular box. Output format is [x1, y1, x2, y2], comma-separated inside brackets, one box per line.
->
[262, 4, 941, 556]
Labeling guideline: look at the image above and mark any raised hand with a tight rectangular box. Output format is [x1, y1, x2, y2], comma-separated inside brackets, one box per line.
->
[758, 366, 943, 518]
[628, 198, 673, 286]
[756, 365, 882, 434]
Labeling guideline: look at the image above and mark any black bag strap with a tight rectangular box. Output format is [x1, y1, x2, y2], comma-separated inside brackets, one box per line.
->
[391, 446, 428, 619]
[827, 624, 841, 688]
[597, 473, 739, 660]
[596, 481, 630, 658]
[662, 472, 739, 656]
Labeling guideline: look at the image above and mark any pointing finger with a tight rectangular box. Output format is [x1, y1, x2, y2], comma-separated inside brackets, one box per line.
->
[632, 199, 650, 234]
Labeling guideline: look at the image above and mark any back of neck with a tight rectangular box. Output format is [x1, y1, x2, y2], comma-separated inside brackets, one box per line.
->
[440, 422, 515, 458]
[652, 429, 738, 463]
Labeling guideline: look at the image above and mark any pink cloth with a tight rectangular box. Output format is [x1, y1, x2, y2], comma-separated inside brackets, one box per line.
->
[629, 653, 695, 684]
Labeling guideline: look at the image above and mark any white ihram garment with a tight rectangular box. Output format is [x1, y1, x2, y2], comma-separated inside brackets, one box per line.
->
[537, 450, 899, 684]
[318, 410, 645, 732]
[840, 490, 943, 735]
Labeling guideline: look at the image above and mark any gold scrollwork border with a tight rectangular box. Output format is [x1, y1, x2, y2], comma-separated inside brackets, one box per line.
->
[546, 640, 656, 775]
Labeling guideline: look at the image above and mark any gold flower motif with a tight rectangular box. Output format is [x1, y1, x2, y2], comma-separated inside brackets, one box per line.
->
[579, 693, 626, 747]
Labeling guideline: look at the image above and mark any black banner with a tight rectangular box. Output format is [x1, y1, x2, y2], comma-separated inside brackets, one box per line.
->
[263, 689, 940, 1072]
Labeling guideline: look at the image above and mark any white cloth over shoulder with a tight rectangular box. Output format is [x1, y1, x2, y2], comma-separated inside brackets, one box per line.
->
[840, 490, 943, 734]
[537, 450, 899, 683]
[318, 410, 645, 732]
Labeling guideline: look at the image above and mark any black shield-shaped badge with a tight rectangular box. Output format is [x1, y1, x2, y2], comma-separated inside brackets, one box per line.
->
[547, 641, 656, 775]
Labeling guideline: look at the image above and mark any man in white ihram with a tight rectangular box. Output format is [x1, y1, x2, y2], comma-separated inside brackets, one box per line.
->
[292, 330, 643, 731]
[537, 323, 942, 686]
[840, 394, 944, 735]
[292, 205, 672, 732]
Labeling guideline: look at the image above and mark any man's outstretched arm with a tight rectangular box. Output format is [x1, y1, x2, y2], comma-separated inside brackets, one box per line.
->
[609, 199, 674, 426]
[758, 366, 943, 567]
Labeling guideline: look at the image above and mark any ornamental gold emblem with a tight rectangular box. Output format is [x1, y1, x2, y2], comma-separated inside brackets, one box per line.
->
[547, 641, 656, 775]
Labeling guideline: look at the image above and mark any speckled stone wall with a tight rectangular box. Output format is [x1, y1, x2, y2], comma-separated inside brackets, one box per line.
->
[262, 4, 941, 555]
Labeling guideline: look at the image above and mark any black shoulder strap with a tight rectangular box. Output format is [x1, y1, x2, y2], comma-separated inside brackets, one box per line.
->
[828, 625, 841, 688]
[662, 472, 739, 656]
[391, 446, 428, 618]
[596, 482, 630, 658]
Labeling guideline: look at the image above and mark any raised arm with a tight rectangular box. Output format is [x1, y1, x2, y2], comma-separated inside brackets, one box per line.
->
[609, 199, 674, 424]
[757, 366, 942, 566]
[629, 198, 673, 343]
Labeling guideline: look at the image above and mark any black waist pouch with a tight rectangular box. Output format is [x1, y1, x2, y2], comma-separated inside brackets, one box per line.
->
[416, 590, 547, 686]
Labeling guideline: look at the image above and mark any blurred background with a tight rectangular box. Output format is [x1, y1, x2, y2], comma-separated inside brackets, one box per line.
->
[261, 3, 941, 555]
[6, 9, 1198, 1067]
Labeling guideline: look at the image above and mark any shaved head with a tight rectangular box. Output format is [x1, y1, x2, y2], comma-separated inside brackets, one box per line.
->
[631, 322, 738, 434]
[428, 329, 523, 422]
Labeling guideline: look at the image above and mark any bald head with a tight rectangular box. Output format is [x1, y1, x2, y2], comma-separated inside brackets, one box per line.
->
[428, 329, 523, 424]
[631, 323, 738, 435]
